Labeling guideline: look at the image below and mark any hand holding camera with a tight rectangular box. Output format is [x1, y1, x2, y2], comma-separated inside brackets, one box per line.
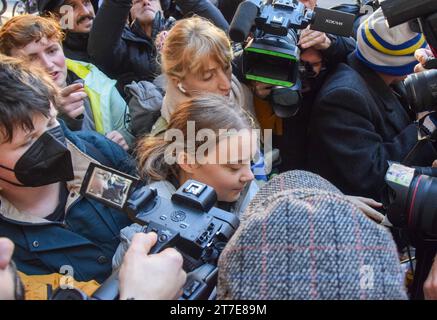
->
[118, 232, 186, 300]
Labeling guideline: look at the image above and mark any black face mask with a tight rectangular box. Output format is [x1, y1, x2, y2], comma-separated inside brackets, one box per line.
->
[0, 126, 74, 187]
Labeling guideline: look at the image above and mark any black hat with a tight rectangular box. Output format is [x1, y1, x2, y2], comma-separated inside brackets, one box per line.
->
[37, 0, 65, 13]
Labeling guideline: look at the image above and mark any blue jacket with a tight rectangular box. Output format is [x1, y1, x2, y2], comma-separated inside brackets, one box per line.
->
[0, 123, 137, 285]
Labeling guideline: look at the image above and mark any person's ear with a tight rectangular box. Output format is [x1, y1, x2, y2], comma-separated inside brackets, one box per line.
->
[169, 76, 181, 88]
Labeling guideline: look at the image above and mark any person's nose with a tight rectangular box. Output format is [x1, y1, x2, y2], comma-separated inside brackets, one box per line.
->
[240, 164, 255, 184]
[218, 69, 231, 94]
[77, 3, 91, 16]
[39, 53, 55, 72]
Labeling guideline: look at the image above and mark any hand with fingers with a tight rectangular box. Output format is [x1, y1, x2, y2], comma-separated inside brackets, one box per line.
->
[118, 232, 187, 300]
[58, 83, 87, 119]
[414, 48, 435, 73]
[155, 31, 169, 52]
[299, 0, 317, 10]
[345, 195, 386, 224]
[299, 27, 332, 51]
[0, 238, 16, 300]
[424, 254, 437, 300]
[251, 81, 274, 99]
[106, 130, 129, 151]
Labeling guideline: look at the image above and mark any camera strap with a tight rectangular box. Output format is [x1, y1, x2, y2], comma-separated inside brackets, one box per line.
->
[402, 121, 437, 166]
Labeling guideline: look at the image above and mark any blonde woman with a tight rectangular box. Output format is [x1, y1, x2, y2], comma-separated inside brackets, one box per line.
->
[150, 16, 255, 135]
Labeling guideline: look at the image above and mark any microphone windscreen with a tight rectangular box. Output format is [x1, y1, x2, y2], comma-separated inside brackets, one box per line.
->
[218, 170, 407, 300]
[229, 1, 258, 42]
[380, 0, 437, 27]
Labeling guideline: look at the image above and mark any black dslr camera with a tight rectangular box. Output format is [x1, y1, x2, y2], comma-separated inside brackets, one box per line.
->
[229, 0, 354, 116]
[51, 163, 239, 300]
[384, 163, 437, 247]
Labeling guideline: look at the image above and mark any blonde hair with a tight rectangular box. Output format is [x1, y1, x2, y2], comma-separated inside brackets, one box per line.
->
[136, 94, 254, 182]
[0, 15, 64, 55]
[161, 16, 233, 80]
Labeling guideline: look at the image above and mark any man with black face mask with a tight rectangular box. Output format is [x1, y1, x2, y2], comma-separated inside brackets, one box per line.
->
[0, 55, 186, 299]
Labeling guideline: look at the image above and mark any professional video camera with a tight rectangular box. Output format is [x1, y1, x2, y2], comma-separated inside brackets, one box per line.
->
[51, 163, 240, 300]
[384, 163, 437, 247]
[228, 0, 354, 116]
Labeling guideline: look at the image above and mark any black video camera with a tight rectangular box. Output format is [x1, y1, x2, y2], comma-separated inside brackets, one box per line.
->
[403, 69, 437, 113]
[228, 0, 354, 117]
[51, 163, 239, 300]
[384, 162, 437, 247]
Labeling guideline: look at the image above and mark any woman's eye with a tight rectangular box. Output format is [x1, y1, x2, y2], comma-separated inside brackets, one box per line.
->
[203, 73, 213, 81]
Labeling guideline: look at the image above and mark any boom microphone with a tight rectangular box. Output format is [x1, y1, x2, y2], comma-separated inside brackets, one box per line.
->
[229, 0, 259, 42]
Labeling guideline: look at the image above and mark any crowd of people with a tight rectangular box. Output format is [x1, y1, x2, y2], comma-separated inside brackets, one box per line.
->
[1, 0, 437, 300]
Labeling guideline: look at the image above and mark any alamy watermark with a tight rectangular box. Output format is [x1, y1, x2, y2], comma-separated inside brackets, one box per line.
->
[360, 265, 375, 290]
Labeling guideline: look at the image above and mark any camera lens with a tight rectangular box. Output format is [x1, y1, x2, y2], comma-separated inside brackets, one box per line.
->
[404, 69, 437, 113]
[406, 174, 437, 240]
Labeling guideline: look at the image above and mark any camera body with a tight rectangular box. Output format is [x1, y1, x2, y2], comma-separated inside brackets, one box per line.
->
[384, 163, 437, 247]
[124, 180, 240, 270]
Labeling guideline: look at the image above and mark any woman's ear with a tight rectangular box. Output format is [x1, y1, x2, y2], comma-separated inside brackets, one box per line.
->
[177, 152, 199, 175]
[169, 76, 180, 89]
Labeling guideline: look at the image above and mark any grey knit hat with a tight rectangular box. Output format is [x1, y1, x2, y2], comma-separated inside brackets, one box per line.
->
[217, 170, 408, 300]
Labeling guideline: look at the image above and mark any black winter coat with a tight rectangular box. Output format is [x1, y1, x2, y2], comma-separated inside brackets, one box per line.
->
[88, 0, 229, 92]
[62, 32, 92, 63]
[306, 53, 437, 201]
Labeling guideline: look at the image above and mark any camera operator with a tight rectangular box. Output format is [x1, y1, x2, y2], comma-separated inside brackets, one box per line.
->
[0, 234, 186, 300]
[234, 0, 356, 171]
[306, 8, 437, 202]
